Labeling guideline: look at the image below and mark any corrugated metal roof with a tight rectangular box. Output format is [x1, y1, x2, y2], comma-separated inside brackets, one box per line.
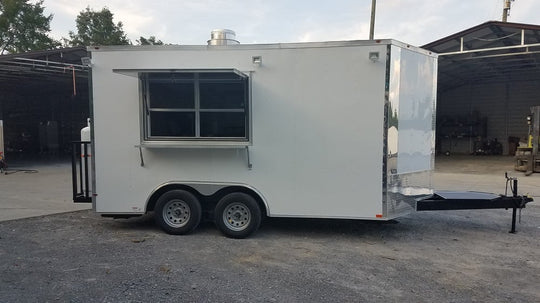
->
[422, 21, 540, 92]
[0, 47, 89, 88]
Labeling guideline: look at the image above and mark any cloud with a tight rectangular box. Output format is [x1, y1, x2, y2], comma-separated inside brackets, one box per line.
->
[42, 0, 540, 47]
[510, 0, 539, 24]
[298, 22, 370, 43]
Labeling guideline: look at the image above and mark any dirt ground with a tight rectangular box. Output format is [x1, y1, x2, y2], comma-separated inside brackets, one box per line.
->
[1, 156, 539, 302]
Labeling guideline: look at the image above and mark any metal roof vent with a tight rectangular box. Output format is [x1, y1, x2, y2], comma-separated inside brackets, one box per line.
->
[207, 29, 240, 46]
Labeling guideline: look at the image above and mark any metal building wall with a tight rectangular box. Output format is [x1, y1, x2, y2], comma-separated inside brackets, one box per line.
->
[507, 80, 540, 143]
[0, 83, 89, 160]
[438, 80, 540, 155]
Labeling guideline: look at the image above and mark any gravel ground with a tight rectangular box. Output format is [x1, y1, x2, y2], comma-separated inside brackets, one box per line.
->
[1, 156, 539, 302]
[1, 204, 539, 302]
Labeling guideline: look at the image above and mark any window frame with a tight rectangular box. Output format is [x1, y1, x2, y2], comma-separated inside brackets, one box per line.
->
[138, 69, 252, 147]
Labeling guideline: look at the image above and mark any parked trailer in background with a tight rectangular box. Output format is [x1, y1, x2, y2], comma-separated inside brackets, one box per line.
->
[72, 39, 532, 238]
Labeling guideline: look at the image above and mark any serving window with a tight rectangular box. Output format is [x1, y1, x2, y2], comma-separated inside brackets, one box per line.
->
[140, 70, 250, 144]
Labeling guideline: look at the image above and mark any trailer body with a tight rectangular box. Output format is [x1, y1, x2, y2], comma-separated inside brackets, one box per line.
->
[80, 40, 438, 235]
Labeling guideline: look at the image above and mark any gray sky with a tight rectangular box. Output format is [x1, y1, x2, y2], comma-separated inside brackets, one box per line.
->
[43, 0, 539, 46]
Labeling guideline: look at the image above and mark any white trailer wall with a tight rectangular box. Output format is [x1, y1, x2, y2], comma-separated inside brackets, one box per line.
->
[91, 43, 388, 218]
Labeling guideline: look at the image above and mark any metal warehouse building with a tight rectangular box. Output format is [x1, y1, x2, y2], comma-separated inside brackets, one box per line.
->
[423, 21, 540, 156]
[0, 47, 89, 160]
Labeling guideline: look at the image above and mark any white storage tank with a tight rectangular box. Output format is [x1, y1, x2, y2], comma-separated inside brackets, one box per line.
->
[81, 118, 91, 142]
[80, 118, 92, 194]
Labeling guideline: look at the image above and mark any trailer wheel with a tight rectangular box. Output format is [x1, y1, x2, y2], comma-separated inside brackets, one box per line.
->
[215, 192, 262, 238]
[155, 190, 201, 235]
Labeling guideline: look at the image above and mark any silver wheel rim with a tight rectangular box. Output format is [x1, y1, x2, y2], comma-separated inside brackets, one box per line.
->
[223, 202, 251, 231]
[163, 199, 191, 228]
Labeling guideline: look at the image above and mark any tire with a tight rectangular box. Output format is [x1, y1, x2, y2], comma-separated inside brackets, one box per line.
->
[214, 192, 262, 239]
[155, 190, 202, 235]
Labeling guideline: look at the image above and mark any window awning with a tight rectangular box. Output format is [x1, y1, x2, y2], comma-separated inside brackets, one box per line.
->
[112, 68, 249, 78]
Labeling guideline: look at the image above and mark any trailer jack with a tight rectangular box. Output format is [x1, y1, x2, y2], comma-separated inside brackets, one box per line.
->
[416, 173, 533, 233]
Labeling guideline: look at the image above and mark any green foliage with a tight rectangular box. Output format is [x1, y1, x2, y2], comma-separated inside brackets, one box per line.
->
[0, 0, 59, 54]
[67, 6, 130, 46]
[388, 102, 399, 129]
[136, 36, 164, 45]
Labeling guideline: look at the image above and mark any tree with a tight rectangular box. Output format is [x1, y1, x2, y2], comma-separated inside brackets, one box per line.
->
[387, 102, 399, 129]
[136, 36, 164, 45]
[0, 0, 59, 54]
[68, 7, 130, 46]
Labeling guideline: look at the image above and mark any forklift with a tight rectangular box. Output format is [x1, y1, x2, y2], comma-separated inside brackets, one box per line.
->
[515, 106, 540, 175]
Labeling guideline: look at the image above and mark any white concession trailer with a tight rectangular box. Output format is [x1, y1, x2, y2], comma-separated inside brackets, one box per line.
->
[72, 39, 531, 238]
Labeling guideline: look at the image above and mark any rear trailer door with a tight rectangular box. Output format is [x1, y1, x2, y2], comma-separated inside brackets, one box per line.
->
[383, 44, 437, 219]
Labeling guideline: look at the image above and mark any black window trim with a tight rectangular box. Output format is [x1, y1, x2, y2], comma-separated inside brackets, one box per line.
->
[136, 69, 252, 147]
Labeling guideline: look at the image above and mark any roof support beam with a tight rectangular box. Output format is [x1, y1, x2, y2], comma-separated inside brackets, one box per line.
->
[439, 42, 540, 56]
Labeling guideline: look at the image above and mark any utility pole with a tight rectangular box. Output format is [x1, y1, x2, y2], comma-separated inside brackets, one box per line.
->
[369, 0, 376, 39]
[502, 0, 513, 22]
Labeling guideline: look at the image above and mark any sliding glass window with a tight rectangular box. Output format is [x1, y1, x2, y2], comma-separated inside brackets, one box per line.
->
[141, 70, 249, 142]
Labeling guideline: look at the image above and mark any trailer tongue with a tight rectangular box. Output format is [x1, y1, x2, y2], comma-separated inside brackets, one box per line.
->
[417, 175, 533, 233]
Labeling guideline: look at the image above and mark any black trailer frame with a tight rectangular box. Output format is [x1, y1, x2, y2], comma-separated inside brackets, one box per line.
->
[417, 177, 533, 233]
